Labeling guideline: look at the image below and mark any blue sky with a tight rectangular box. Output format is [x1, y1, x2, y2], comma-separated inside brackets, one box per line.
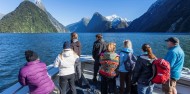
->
[0, 0, 157, 25]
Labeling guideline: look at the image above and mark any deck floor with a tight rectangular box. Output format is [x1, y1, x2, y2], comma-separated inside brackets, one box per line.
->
[82, 72, 163, 94]
[78, 61, 190, 94]
[80, 68, 189, 94]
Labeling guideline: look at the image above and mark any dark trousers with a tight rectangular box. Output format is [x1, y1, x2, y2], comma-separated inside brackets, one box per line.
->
[101, 76, 116, 94]
[119, 72, 132, 94]
[60, 74, 76, 94]
[93, 59, 100, 78]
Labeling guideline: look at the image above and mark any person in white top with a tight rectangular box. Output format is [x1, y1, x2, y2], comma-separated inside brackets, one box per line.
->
[54, 41, 79, 94]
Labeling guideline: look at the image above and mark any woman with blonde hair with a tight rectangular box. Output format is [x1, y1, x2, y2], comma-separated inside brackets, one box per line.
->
[54, 41, 79, 94]
[132, 44, 157, 94]
[99, 42, 119, 94]
[119, 40, 136, 94]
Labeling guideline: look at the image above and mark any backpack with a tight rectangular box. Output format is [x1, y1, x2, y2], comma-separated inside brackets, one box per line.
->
[122, 52, 137, 72]
[99, 56, 119, 78]
[151, 58, 170, 84]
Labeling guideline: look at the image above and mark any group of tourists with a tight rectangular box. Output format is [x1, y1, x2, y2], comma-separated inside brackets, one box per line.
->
[18, 33, 185, 94]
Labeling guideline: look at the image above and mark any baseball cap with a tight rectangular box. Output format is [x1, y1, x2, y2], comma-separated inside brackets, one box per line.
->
[165, 37, 179, 44]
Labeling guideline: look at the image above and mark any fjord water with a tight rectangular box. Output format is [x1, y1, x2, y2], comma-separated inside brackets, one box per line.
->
[0, 33, 190, 92]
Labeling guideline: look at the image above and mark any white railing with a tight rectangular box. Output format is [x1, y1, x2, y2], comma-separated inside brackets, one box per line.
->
[2, 65, 59, 94]
[2, 55, 190, 94]
[1, 55, 94, 94]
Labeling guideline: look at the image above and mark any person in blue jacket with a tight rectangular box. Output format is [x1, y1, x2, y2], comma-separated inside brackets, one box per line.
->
[119, 40, 135, 94]
[163, 37, 185, 94]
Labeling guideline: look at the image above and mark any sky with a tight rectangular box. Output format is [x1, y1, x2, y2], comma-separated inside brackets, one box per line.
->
[0, 0, 157, 25]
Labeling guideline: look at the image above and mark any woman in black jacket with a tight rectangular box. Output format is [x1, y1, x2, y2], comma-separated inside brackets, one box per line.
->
[132, 44, 157, 94]
[70, 32, 82, 84]
[71, 32, 81, 56]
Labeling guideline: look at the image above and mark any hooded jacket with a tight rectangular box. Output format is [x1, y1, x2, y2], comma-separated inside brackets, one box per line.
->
[132, 54, 155, 85]
[54, 49, 79, 76]
[119, 48, 133, 72]
[99, 52, 119, 77]
[92, 39, 107, 60]
[165, 45, 185, 80]
[18, 60, 55, 94]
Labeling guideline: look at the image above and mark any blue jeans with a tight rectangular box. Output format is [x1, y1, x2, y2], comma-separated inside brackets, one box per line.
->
[137, 84, 154, 94]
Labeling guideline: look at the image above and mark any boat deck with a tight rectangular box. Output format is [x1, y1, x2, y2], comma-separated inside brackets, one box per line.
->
[2, 55, 190, 94]
[81, 56, 190, 94]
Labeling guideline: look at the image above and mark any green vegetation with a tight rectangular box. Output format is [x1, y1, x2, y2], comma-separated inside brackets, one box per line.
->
[0, 1, 57, 33]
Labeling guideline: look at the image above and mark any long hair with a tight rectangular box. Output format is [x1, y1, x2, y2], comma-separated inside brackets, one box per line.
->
[124, 40, 132, 49]
[107, 43, 116, 53]
[142, 44, 156, 59]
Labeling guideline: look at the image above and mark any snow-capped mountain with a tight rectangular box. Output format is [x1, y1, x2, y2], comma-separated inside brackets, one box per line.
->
[106, 15, 127, 22]
[67, 12, 129, 32]
[106, 15, 128, 29]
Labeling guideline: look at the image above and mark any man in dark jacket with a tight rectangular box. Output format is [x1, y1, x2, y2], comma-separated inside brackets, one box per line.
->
[92, 34, 107, 82]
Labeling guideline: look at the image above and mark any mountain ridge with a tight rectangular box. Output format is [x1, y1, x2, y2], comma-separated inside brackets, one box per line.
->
[0, 1, 67, 33]
[127, 0, 190, 32]
[66, 17, 90, 32]
[86, 12, 112, 32]
[67, 12, 129, 32]
[35, 0, 67, 32]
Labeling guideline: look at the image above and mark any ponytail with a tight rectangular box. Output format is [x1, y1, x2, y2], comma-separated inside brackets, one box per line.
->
[142, 44, 157, 59]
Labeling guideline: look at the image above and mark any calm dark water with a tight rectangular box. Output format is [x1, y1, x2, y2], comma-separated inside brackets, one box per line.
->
[0, 33, 190, 92]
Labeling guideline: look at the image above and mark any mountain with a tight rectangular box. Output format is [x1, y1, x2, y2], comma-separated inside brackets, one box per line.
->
[86, 12, 112, 32]
[35, 0, 67, 32]
[0, 1, 57, 33]
[0, 13, 4, 20]
[127, 0, 190, 32]
[67, 13, 128, 32]
[35, 0, 46, 11]
[106, 15, 128, 30]
[66, 18, 90, 32]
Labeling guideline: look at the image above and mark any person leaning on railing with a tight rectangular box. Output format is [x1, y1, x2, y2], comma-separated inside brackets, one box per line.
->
[18, 50, 55, 94]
